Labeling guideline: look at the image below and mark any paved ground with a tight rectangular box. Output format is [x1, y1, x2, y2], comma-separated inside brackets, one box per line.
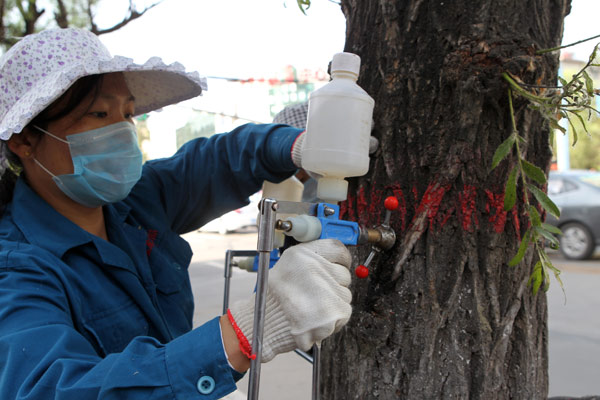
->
[547, 250, 600, 397]
[182, 230, 600, 398]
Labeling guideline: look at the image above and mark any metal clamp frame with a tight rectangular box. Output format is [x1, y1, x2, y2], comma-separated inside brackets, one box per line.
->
[221, 198, 322, 400]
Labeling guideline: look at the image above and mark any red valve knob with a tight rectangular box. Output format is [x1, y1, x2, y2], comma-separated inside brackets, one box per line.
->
[355, 265, 369, 279]
[384, 196, 399, 211]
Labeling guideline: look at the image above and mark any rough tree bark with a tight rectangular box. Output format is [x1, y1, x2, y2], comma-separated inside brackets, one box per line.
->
[321, 1, 571, 399]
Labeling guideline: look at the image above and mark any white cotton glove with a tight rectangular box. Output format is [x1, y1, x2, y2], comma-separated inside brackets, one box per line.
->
[229, 239, 352, 363]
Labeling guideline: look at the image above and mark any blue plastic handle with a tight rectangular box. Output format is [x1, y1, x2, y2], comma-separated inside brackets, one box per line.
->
[316, 203, 359, 245]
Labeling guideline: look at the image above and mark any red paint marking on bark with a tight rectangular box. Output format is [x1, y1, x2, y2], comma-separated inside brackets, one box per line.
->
[459, 185, 478, 232]
[412, 186, 419, 212]
[368, 188, 384, 225]
[484, 190, 507, 233]
[339, 199, 347, 220]
[415, 183, 450, 229]
[512, 208, 521, 241]
[357, 186, 369, 225]
[437, 206, 455, 229]
[342, 191, 357, 222]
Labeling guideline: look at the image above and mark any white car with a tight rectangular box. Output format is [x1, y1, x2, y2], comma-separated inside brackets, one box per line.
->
[199, 192, 261, 234]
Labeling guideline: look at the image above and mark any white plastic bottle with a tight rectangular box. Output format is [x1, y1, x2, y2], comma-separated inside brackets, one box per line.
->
[302, 52, 375, 202]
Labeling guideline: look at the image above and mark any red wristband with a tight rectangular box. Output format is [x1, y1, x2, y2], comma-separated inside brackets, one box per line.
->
[227, 309, 256, 360]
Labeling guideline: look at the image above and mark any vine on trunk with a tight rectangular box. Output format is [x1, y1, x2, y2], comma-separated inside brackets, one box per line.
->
[493, 40, 600, 295]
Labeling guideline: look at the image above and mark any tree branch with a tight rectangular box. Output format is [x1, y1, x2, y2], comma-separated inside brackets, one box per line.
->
[87, 0, 97, 33]
[537, 33, 600, 55]
[17, 0, 45, 36]
[55, 0, 69, 28]
[0, 0, 5, 45]
[90, 0, 162, 35]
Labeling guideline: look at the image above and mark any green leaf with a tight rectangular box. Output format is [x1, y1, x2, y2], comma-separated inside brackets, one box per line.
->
[491, 135, 515, 170]
[573, 111, 591, 136]
[537, 249, 566, 300]
[547, 261, 565, 292]
[527, 183, 560, 218]
[566, 116, 579, 146]
[583, 71, 595, 96]
[541, 222, 562, 235]
[504, 166, 518, 211]
[590, 44, 599, 63]
[529, 205, 541, 227]
[558, 77, 568, 87]
[528, 261, 543, 295]
[527, 261, 538, 286]
[535, 226, 560, 249]
[521, 159, 546, 184]
[296, 0, 311, 14]
[541, 262, 551, 292]
[509, 229, 532, 267]
[550, 119, 567, 134]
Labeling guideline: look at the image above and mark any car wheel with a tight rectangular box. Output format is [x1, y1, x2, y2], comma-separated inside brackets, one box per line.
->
[559, 222, 595, 260]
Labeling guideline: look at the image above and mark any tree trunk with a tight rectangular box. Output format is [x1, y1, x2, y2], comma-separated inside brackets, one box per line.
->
[321, 1, 570, 398]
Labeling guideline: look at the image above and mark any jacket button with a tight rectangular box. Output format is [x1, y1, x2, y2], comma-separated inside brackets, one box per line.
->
[196, 376, 215, 394]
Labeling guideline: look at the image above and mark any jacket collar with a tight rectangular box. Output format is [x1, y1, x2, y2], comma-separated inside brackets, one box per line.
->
[11, 178, 132, 259]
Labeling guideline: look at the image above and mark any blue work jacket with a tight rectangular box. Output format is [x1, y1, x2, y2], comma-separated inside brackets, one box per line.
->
[0, 123, 302, 399]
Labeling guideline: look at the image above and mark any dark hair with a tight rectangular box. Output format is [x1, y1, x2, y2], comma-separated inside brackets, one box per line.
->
[0, 74, 105, 213]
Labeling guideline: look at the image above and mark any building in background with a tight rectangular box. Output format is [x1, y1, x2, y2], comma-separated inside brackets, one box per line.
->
[135, 65, 328, 161]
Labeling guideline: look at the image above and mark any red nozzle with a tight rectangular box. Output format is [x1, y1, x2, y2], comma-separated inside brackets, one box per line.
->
[355, 265, 369, 279]
[384, 196, 399, 211]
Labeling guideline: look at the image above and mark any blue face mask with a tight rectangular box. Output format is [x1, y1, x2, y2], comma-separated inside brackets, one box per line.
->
[33, 121, 143, 208]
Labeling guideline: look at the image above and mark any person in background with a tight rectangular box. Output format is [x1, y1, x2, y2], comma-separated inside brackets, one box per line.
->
[0, 28, 352, 399]
[273, 101, 319, 202]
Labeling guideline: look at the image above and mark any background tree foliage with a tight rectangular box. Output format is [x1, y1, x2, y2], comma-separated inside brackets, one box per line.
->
[0, 0, 161, 51]
[565, 111, 600, 170]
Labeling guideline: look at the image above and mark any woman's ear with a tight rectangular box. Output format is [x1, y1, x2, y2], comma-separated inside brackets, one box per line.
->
[6, 129, 38, 159]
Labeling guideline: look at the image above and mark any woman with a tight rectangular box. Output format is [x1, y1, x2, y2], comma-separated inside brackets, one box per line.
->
[0, 28, 352, 399]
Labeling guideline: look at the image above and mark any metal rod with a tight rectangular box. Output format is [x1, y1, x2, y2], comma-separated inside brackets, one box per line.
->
[383, 209, 392, 226]
[223, 250, 233, 314]
[311, 343, 321, 400]
[294, 349, 314, 364]
[363, 250, 377, 268]
[222, 250, 258, 313]
[248, 198, 277, 400]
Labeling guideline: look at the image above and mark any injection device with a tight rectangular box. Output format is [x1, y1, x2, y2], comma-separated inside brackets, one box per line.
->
[221, 52, 399, 399]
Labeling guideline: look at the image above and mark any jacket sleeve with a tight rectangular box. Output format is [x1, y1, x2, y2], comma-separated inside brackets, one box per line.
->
[0, 261, 241, 400]
[128, 123, 303, 234]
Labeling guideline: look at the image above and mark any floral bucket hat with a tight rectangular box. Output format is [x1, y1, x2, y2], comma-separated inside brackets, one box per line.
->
[0, 27, 207, 140]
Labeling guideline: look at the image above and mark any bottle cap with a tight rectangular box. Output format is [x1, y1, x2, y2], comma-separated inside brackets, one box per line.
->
[316, 177, 349, 202]
[331, 52, 361, 76]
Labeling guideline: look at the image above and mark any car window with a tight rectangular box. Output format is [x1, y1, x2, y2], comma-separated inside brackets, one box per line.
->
[548, 178, 577, 195]
[579, 174, 600, 188]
